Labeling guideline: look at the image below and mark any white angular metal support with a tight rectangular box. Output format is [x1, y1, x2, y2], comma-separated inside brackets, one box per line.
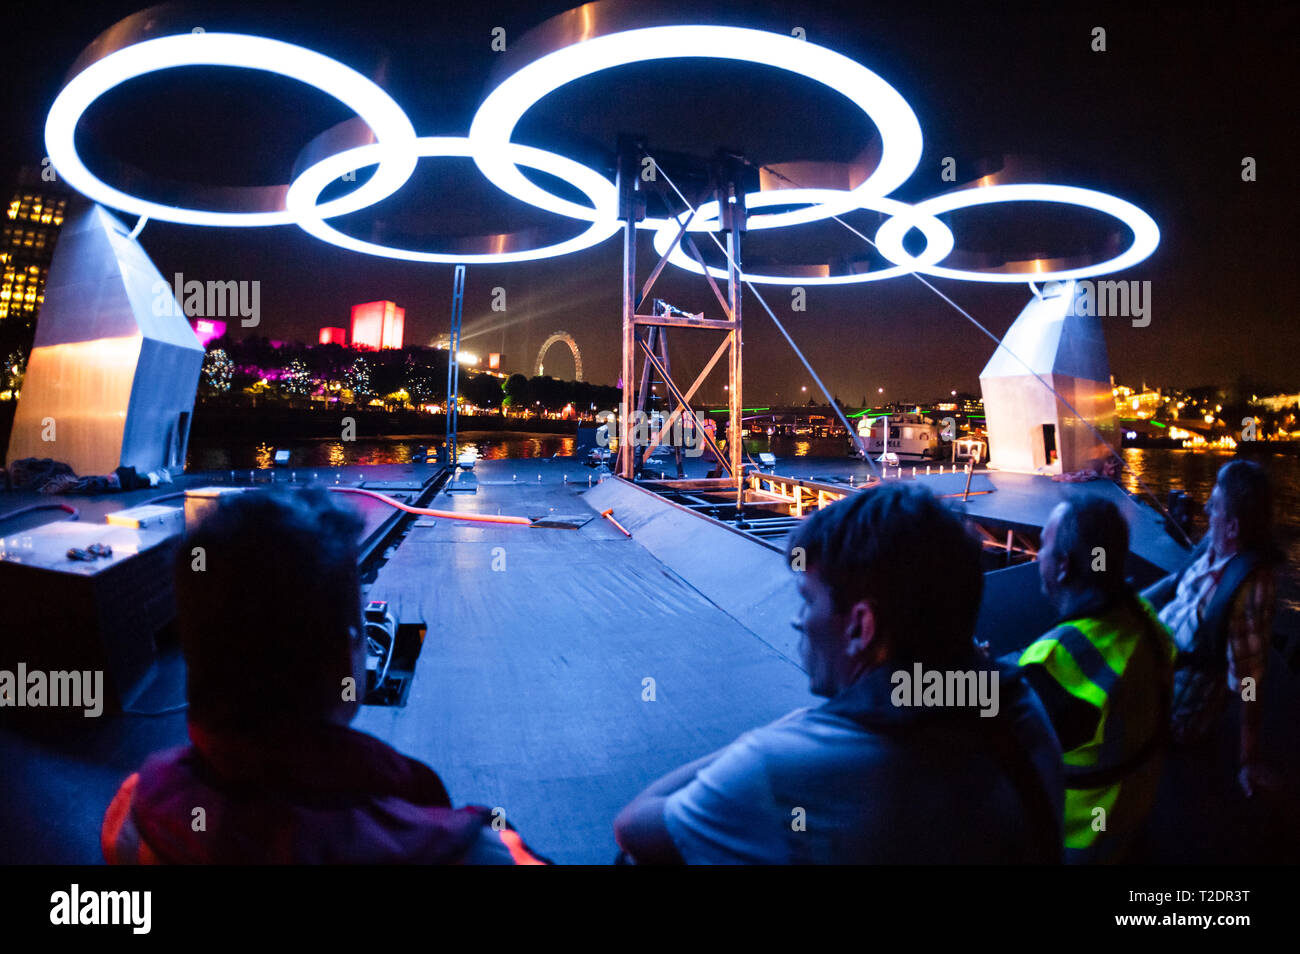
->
[979, 280, 1117, 474]
[6, 202, 203, 475]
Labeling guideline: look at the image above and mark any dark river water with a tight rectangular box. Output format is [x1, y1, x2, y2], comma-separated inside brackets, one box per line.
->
[187, 434, 1300, 627]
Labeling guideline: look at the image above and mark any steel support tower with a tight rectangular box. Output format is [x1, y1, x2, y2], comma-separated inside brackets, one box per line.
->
[616, 139, 747, 501]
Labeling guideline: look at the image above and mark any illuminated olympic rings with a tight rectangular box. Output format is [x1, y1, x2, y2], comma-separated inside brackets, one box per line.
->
[652, 190, 956, 285]
[45, 25, 1160, 278]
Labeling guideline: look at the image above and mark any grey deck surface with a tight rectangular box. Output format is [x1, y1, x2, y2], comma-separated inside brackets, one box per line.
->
[354, 459, 815, 864]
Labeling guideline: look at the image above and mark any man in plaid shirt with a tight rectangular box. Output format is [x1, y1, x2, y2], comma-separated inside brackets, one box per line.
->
[1145, 460, 1281, 798]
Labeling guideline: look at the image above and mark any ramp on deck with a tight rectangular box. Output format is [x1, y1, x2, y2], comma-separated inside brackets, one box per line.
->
[354, 459, 814, 864]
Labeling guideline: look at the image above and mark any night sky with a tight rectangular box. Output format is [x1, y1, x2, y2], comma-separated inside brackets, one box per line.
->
[3, 0, 1295, 404]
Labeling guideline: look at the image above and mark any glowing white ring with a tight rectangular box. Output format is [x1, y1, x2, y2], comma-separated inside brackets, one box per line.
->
[469, 25, 923, 231]
[287, 136, 621, 263]
[652, 189, 955, 285]
[44, 32, 419, 228]
[873, 183, 1160, 282]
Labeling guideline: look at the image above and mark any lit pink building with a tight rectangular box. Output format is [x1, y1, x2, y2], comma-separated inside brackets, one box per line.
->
[350, 301, 404, 350]
[190, 318, 227, 348]
[319, 326, 348, 346]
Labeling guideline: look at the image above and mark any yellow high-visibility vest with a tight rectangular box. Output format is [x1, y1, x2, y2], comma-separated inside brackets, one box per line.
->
[1019, 597, 1176, 863]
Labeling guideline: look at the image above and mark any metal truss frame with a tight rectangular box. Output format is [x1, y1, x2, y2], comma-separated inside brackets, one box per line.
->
[617, 139, 747, 499]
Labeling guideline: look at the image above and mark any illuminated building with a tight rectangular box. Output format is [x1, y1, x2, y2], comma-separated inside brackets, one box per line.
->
[1112, 383, 1162, 418]
[488, 352, 503, 371]
[1254, 392, 1300, 413]
[350, 300, 404, 350]
[0, 166, 70, 339]
[319, 326, 348, 345]
[191, 318, 227, 348]
[382, 303, 404, 350]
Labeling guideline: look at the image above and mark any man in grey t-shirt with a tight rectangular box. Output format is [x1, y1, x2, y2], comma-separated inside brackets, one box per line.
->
[614, 482, 1064, 864]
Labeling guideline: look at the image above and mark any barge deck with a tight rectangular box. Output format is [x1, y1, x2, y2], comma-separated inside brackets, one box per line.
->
[2, 458, 1297, 863]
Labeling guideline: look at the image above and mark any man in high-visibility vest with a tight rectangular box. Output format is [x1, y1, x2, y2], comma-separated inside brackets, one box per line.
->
[1019, 496, 1176, 863]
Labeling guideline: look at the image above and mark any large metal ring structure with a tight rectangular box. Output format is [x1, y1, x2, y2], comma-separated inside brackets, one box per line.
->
[652, 189, 957, 285]
[44, 7, 1161, 278]
[287, 136, 621, 263]
[45, 25, 418, 228]
[469, 12, 924, 233]
[873, 183, 1161, 283]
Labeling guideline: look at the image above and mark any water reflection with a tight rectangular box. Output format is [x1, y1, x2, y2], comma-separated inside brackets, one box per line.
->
[1123, 448, 1300, 620]
[188, 433, 577, 470]
[745, 436, 844, 458]
[1122, 447, 1300, 534]
[1121, 447, 1234, 516]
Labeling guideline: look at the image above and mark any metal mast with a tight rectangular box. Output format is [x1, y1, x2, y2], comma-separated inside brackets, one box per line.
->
[445, 264, 466, 465]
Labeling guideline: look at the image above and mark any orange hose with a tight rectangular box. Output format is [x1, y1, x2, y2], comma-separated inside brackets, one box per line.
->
[329, 486, 533, 526]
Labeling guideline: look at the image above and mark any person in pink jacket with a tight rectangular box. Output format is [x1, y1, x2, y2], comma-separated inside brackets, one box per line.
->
[102, 486, 544, 865]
